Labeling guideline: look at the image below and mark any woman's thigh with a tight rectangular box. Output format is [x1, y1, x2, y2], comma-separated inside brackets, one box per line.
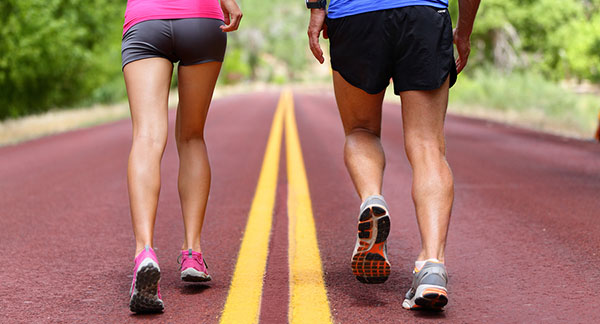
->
[176, 62, 222, 140]
[123, 58, 173, 142]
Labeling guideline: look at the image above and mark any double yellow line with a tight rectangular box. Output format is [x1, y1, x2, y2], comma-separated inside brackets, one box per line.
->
[220, 90, 332, 324]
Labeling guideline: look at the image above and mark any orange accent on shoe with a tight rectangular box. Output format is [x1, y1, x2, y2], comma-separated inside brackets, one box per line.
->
[422, 288, 448, 296]
[352, 206, 391, 284]
[352, 241, 390, 283]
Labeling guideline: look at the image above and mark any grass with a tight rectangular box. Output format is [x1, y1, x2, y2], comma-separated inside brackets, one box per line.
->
[0, 82, 335, 147]
[448, 69, 600, 139]
[2, 71, 599, 146]
[0, 91, 179, 147]
[0, 103, 130, 146]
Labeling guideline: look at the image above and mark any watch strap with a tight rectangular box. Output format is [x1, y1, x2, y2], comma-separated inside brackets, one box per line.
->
[306, 0, 326, 9]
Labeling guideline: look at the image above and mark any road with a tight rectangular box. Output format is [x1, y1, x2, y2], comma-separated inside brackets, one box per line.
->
[1, 91, 599, 323]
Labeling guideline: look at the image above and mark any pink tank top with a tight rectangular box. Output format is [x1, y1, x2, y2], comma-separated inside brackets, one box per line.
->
[123, 0, 225, 35]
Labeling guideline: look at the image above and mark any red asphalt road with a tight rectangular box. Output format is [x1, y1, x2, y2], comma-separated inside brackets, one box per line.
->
[1, 91, 599, 323]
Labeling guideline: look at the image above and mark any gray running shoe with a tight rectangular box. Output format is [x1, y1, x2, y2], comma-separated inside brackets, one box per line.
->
[351, 195, 391, 284]
[402, 261, 448, 310]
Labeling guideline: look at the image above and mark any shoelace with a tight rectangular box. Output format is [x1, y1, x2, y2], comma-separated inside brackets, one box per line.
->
[176, 249, 209, 269]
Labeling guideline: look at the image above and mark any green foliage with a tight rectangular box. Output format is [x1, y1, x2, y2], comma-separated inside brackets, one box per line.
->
[2, 0, 600, 120]
[221, 47, 252, 83]
[223, 0, 600, 83]
[553, 12, 600, 81]
[0, 0, 125, 119]
[449, 0, 600, 81]
[220, 0, 309, 83]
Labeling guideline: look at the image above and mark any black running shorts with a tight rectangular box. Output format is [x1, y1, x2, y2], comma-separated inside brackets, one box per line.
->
[326, 6, 457, 94]
[121, 18, 227, 69]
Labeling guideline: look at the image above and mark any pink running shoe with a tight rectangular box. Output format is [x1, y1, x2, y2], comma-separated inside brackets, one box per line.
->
[129, 245, 164, 313]
[180, 249, 211, 282]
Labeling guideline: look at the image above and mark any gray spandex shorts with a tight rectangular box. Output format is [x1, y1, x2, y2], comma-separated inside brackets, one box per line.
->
[121, 18, 226, 69]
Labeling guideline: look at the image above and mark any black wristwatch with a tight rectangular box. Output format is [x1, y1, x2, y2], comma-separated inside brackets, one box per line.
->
[306, 0, 326, 9]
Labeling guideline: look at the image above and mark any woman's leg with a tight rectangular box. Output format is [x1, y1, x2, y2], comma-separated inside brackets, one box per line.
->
[123, 58, 173, 257]
[175, 61, 222, 252]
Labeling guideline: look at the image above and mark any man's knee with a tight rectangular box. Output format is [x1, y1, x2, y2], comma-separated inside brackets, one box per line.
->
[405, 140, 445, 162]
[345, 125, 381, 138]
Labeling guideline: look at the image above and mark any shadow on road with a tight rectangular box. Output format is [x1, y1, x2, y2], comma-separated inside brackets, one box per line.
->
[129, 312, 164, 320]
[411, 308, 447, 319]
[180, 283, 211, 295]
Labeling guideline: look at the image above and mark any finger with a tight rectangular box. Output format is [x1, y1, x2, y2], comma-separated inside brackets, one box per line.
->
[220, 23, 232, 31]
[223, 12, 231, 26]
[323, 24, 329, 39]
[460, 49, 470, 73]
[308, 32, 324, 63]
[313, 44, 324, 64]
[309, 40, 323, 63]
[234, 13, 243, 29]
[311, 49, 324, 63]
[230, 13, 242, 31]
[221, 13, 241, 32]
[220, 16, 231, 31]
[456, 58, 464, 74]
[221, 22, 235, 32]
[456, 56, 467, 74]
[221, 18, 234, 32]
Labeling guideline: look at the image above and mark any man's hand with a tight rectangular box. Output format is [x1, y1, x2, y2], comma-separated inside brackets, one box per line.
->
[454, 0, 480, 73]
[220, 0, 243, 32]
[453, 29, 470, 74]
[308, 9, 328, 64]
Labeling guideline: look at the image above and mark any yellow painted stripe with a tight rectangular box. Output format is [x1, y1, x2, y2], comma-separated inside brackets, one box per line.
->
[284, 90, 333, 324]
[219, 95, 286, 324]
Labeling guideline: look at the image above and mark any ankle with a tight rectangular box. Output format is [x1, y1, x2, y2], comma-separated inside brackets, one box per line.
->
[359, 192, 383, 202]
[181, 243, 202, 253]
[360, 194, 388, 211]
[416, 251, 445, 263]
[135, 243, 152, 258]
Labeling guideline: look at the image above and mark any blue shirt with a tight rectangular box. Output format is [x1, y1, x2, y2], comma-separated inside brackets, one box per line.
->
[327, 0, 449, 19]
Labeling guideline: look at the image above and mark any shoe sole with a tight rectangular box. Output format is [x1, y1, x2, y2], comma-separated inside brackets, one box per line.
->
[181, 268, 212, 282]
[403, 285, 448, 311]
[129, 263, 164, 313]
[352, 206, 391, 284]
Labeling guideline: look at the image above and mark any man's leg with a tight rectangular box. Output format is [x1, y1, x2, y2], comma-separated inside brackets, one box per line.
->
[400, 78, 453, 310]
[400, 78, 453, 262]
[332, 71, 391, 283]
[332, 72, 385, 199]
